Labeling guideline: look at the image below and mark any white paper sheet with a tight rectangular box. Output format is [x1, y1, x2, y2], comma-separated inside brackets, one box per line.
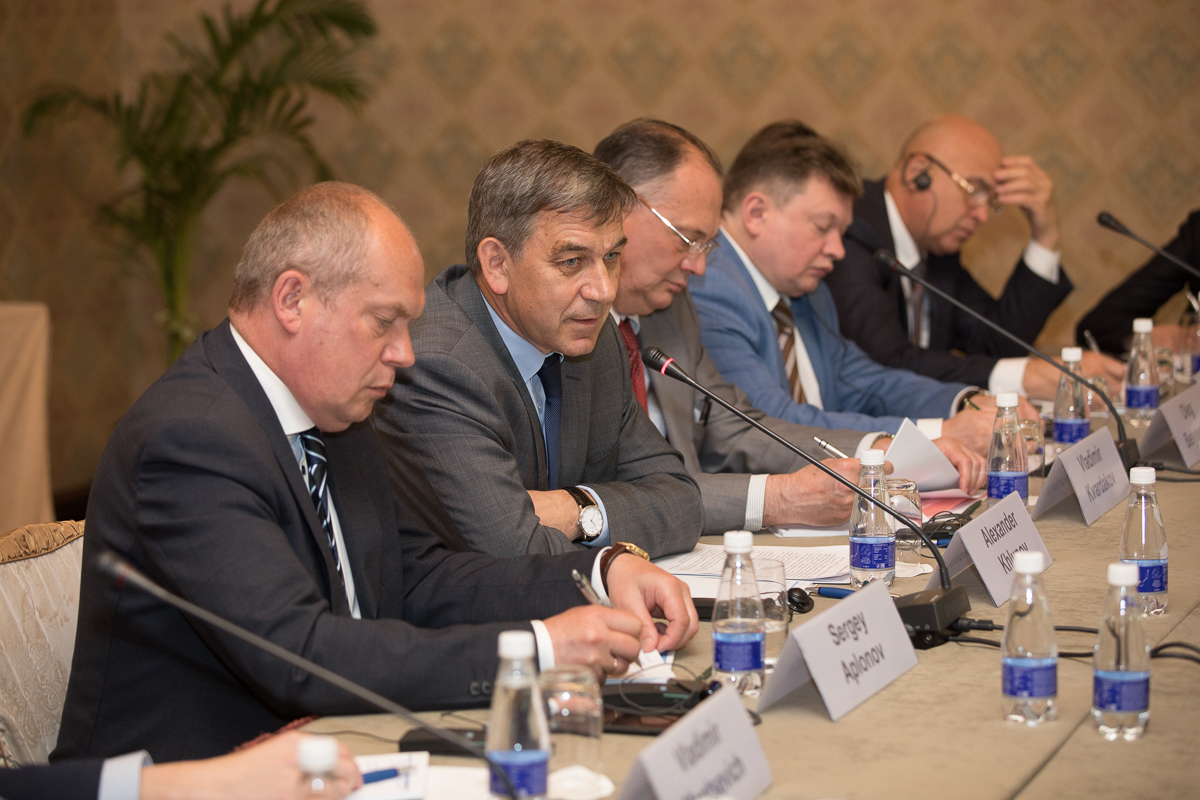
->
[348, 752, 429, 800]
[655, 543, 850, 581]
[884, 418, 962, 491]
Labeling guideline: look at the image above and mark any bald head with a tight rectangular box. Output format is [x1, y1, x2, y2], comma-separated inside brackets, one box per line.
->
[886, 115, 1004, 255]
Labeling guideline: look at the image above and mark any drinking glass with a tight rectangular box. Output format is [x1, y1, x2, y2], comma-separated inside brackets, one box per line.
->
[1020, 419, 1045, 478]
[752, 556, 789, 670]
[539, 665, 605, 798]
[885, 479, 922, 566]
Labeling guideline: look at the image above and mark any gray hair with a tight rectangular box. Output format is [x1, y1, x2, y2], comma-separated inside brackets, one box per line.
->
[465, 139, 637, 272]
[230, 181, 393, 311]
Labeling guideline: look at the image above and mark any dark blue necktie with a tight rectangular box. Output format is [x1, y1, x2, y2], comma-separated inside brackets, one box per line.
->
[537, 355, 562, 489]
[298, 428, 341, 574]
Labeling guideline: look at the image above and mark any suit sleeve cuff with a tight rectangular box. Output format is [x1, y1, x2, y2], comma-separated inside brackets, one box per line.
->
[576, 486, 611, 548]
[1023, 240, 1061, 283]
[988, 357, 1030, 396]
[916, 418, 943, 440]
[531, 620, 556, 672]
[98, 751, 153, 800]
[743, 474, 769, 531]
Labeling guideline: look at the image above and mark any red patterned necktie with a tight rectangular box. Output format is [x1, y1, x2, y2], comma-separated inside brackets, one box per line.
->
[618, 318, 649, 413]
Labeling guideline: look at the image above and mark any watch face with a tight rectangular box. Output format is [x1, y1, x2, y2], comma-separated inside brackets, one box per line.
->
[580, 505, 603, 537]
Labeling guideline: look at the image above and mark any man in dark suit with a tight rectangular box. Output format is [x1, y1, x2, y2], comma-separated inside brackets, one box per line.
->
[1077, 209, 1200, 354]
[376, 141, 703, 558]
[824, 115, 1122, 400]
[52, 182, 697, 764]
[589, 119, 981, 530]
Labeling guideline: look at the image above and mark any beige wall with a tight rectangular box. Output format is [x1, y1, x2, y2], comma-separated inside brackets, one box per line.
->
[2, 0, 1198, 492]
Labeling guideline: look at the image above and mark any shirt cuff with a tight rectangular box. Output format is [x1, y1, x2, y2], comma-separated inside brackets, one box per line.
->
[854, 432, 887, 457]
[743, 474, 769, 531]
[576, 486, 611, 548]
[530, 620, 556, 672]
[1023, 239, 1061, 284]
[988, 357, 1030, 396]
[916, 418, 943, 440]
[98, 751, 153, 800]
[591, 547, 612, 605]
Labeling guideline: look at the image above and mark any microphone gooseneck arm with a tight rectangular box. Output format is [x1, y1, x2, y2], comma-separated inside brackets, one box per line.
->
[640, 347, 953, 590]
[869, 247, 1139, 470]
[95, 551, 519, 800]
[1098, 212, 1200, 283]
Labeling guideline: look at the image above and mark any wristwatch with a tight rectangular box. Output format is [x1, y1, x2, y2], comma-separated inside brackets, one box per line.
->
[957, 388, 992, 413]
[600, 541, 650, 592]
[564, 486, 604, 542]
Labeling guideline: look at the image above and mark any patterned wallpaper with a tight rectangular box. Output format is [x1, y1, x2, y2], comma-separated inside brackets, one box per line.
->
[2, 0, 1198, 493]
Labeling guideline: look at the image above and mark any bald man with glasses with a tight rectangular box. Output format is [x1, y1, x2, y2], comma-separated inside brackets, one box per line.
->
[824, 114, 1123, 401]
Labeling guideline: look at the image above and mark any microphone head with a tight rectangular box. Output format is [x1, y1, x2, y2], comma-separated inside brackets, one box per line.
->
[872, 249, 901, 271]
[1097, 211, 1130, 236]
[95, 550, 130, 584]
[641, 346, 670, 372]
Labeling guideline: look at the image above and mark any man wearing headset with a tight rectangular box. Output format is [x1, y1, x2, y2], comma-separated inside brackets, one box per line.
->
[824, 115, 1123, 400]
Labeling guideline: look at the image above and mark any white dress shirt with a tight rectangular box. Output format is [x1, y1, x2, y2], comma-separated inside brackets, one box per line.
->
[883, 190, 1062, 397]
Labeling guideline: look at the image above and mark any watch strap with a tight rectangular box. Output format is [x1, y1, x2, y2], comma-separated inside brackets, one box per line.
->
[600, 541, 650, 593]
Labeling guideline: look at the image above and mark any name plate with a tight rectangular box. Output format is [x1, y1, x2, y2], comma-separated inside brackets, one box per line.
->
[1141, 382, 1200, 467]
[1032, 429, 1131, 525]
[618, 684, 771, 800]
[757, 581, 917, 720]
[925, 492, 1053, 606]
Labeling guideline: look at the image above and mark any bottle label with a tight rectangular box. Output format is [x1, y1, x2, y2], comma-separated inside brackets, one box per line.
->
[1002, 657, 1057, 698]
[1053, 418, 1089, 444]
[1125, 385, 1159, 409]
[487, 749, 549, 797]
[1122, 558, 1168, 594]
[987, 472, 1029, 501]
[849, 536, 895, 569]
[713, 630, 765, 672]
[1092, 670, 1150, 713]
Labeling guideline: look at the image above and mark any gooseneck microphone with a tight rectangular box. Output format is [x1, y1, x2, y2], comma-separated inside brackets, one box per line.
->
[95, 551, 519, 800]
[869, 248, 1140, 471]
[641, 347, 971, 648]
[1097, 212, 1200, 283]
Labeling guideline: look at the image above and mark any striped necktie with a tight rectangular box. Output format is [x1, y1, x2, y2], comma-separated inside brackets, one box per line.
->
[298, 428, 341, 574]
[771, 298, 805, 404]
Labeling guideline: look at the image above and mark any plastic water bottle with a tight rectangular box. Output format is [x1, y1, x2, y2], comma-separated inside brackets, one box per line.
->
[486, 630, 550, 799]
[1092, 563, 1151, 740]
[1178, 303, 1199, 382]
[712, 530, 765, 697]
[1119, 467, 1168, 615]
[1052, 346, 1090, 456]
[1001, 551, 1057, 725]
[1124, 318, 1159, 427]
[987, 392, 1028, 508]
[297, 736, 339, 798]
[848, 449, 895, 589]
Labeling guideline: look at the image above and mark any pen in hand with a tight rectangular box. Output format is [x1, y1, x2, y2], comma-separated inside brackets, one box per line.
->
[1082, 329, 1101, 354]
[813, 436, 849, 459]
[571, 568, 604, 606]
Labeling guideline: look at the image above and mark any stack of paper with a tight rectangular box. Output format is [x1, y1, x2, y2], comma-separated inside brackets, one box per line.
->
[653, 543, 851, 596]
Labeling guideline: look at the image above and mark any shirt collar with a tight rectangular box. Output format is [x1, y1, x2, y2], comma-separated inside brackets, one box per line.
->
[721, 225, 783, 313]
[481, 290, 560, 382]
[230, 323, 316, 436]
[883, 189, 922, 270]
[608, 308, 639, 334]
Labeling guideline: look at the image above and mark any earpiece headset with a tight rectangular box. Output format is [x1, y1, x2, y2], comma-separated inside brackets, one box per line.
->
[905, 152, 932, 191]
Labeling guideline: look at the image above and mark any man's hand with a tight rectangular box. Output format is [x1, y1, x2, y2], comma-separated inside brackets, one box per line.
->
[140, 731, 362, 800]
[1152, 323, 1187, 351]
[1022, 353, 1123, 401]
[605, 555, 698, 655]
[933, 436, 986, 492]
[528, 489, 581, 540]
[542, 605, 645, 678]
[763, 458, 888, 528]
[941, 407, 994, 455]
[994, 155, 1059, 251]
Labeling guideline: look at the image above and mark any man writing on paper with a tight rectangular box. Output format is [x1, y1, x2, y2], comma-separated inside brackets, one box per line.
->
[825, 114, 1123, 398]
[690, 122, 1007, 462]
[54, 182, 697, 765]
[376, 140, 703, 557]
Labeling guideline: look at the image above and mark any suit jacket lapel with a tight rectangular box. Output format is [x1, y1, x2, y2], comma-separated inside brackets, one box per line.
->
[447, 268, 551, 489]
[203, 319, 352, 616]
[325, 428, 380, 619]
[558, 324, 604, 486]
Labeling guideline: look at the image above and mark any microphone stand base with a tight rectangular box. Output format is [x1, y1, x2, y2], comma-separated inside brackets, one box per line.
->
[894, 585, 971, 649]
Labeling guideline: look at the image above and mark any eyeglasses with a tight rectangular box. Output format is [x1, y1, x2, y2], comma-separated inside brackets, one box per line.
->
[637, 196, 720, 256]
[920, 152, 1004, 215]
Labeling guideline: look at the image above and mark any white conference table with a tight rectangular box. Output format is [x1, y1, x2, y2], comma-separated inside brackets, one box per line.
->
[306, 446, 1200, 800]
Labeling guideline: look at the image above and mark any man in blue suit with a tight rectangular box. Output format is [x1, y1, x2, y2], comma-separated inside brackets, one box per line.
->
[690, 125, 1022, 457]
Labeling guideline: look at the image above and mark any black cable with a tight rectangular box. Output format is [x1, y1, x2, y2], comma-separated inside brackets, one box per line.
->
[1155, 475, 1200, 483]
[1152, 652, 1200, 666]
[1140, 461, 1200, 475]
[1152, 641, 1200, 657]
[949, 636, 1092, 658]
[1055, 625, 1099, 634]
[314, 729, 401, 745]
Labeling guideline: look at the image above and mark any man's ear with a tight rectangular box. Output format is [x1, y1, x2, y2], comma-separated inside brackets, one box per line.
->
[741, 191, 771, 238]
[271, 270, 310, 335]
[477, 238, 513, 296]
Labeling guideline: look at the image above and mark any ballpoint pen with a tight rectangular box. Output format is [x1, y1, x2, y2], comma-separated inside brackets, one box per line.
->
[812, 436, 849, 459]
[1083, 329, 1102, 354]
[571, 568, 604, 605]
